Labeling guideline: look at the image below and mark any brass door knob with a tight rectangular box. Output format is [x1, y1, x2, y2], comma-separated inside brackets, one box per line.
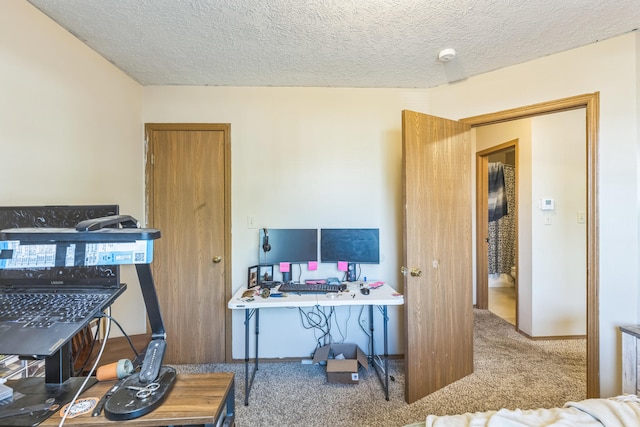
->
[401, 266, 422, 277]
[212, 256, 222, 263]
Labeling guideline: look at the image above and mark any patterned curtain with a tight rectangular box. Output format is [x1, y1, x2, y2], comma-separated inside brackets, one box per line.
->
[488, 164, 516, 275]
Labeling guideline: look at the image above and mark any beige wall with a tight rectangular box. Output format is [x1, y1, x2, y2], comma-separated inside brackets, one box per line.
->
[1, 0, 146, 334]
[531, 110, 587, 337]
[143, 86, 431, 358]
[4, 0, 639, 397]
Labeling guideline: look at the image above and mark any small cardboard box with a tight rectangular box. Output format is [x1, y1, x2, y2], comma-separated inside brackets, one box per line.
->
[312, 343, 368, 384]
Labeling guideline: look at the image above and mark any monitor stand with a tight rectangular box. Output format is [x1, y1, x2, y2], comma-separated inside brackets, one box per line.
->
[281, 266, 292, 283]
[347, 263, 357, 281]
[0, 342, 96, 426]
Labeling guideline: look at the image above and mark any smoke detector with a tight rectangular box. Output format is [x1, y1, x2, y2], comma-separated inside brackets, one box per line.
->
[438, 48, 457, 62]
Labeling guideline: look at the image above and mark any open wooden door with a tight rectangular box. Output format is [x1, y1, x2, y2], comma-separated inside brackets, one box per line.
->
[402, 110, 473, 403]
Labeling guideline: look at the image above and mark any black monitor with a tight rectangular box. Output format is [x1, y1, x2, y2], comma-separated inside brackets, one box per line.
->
[259, 228, 317, 282]
[0, 204, 120, 286]
[320, 228, 380, 264]
[320, 228, 380, 282]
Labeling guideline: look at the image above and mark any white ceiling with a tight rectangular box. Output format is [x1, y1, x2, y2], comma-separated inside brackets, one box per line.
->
[27, 0, 640, 88]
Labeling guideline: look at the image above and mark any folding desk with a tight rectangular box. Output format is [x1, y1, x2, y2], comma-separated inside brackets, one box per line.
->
[227, 282, 404, 405]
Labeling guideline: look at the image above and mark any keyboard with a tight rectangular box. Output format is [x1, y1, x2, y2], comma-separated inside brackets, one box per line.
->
[277, 282, 344, 293]
[0, 292, 110, 327]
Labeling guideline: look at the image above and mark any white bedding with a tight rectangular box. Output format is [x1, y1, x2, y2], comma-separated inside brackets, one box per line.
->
[412, 395, 640, 427]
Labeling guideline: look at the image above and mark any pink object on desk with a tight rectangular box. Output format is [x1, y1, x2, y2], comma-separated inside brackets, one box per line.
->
[308, 261, 318, 271]
[337, 261, 348, 271]
[280, 262, 290, 272]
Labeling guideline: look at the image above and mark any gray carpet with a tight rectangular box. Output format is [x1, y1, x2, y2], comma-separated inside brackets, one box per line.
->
[172, 309, 586, 427]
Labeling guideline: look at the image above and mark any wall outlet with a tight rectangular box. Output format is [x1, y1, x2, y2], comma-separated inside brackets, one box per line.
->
[247, 215, 256, 229]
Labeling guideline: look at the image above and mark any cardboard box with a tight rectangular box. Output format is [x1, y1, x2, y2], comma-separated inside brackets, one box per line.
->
[312, 343, 368, 384]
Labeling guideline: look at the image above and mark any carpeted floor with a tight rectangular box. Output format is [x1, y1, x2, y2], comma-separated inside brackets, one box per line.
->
[172, 309, 586, 427]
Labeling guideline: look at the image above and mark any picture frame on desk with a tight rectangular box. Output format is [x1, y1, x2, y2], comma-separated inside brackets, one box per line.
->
[248, 265, 259, 288]
[258, 264, 273, 284]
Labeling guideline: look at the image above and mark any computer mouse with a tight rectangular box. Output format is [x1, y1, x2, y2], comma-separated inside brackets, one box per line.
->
[360, 287, 370, 295]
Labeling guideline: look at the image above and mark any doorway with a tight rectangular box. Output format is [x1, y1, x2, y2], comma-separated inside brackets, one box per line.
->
[145, 123, 231, 364]
[463, 92, 599, 397]
[477, 143, 518, 326]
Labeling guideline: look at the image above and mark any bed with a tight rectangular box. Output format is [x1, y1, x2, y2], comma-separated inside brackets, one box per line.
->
[405, 395, 640, 427]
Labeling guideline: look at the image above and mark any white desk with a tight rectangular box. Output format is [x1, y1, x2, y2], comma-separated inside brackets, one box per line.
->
[227, 282, 404, 405]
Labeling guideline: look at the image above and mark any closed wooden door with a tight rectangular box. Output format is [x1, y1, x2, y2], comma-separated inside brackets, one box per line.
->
[146, 124, 230, 364]
[402, 110, 473, 403]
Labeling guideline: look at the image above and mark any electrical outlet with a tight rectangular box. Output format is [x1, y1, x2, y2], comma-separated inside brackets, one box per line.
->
[247, 215, 256, 229]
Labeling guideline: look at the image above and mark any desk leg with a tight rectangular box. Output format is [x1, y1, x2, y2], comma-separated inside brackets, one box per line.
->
[368, 305, 375, 360]
[370, 305, 390, 401]
[244, 308, 260, 406]
[382, 305, 389, 400]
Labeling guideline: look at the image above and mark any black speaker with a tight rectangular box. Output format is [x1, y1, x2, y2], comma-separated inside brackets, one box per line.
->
[262, 228, 271, 252]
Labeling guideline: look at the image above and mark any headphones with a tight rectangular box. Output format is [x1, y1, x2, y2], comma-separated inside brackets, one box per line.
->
[262, 228, 271, 252]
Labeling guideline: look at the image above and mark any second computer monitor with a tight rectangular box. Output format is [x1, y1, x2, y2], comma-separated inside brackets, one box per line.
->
[320, 228, 380, 264]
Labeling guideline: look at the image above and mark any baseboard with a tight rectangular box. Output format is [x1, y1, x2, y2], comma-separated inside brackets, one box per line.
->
[517, 330, 586, 340]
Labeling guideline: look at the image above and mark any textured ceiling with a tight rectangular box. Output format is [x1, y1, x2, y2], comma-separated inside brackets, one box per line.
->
[27, 0, 640, 88]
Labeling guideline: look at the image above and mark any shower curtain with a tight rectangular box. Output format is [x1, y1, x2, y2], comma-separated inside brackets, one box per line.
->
[488, 163, 516, 275]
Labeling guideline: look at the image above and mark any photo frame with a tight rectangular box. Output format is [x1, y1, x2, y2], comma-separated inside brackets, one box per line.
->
[247, 265, 259, 288]
[258, 264, 274, 284]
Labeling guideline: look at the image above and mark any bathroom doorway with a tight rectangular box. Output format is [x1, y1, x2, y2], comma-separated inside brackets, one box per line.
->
[477, 140, 518, 326]
[487, 149, 516, 325]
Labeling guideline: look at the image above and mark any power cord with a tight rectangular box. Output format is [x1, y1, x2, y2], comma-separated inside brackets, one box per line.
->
[58, 307, 112, 426]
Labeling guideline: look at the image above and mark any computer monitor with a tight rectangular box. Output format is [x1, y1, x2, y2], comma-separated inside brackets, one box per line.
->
[259, 228, 318, 282]
[320, 228, 380, 264]
[320, 228, 380, 281]
[0, 204, 120, 286]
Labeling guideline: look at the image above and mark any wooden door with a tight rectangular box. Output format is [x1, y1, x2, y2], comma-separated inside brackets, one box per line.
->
[146, 124, 230, 364]
[402, 110, 473, 403]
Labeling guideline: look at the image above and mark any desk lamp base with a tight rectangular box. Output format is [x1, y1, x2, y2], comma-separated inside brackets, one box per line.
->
[104, 366, 176, 421]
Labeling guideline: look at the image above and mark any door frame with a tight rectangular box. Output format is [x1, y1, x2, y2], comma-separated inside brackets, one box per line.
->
[476, 140, 519, 331]
[144, 123, 233, 363]
[461, 92, 599, 397]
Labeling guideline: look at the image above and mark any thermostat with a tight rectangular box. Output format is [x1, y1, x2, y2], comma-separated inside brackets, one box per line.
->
[539, 198, 555, 211]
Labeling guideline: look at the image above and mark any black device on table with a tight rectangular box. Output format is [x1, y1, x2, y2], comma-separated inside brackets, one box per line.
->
[0, 211, 174, 425]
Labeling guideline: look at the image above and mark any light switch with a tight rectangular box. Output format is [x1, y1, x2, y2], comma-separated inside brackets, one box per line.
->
[577, 211, 586, 224]
[544, 215, 552, 225]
